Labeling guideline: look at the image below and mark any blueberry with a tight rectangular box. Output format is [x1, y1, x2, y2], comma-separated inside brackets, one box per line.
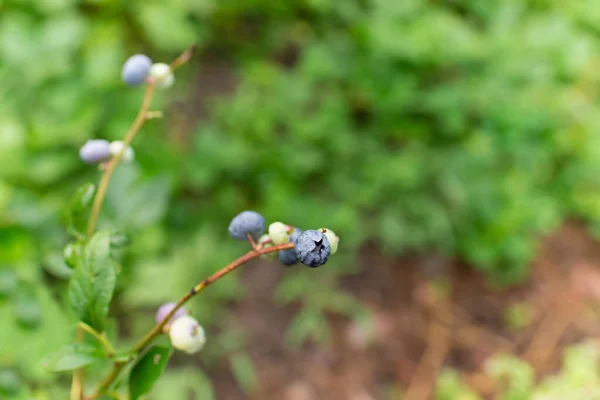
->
[148, 63, 174, 89]
[320, 228, 339, 255]
[279, 248, 298, 265]
[121, 54, 152, 86]
[278, 228, 303, 266]
[268, 221, 292, 245]
[294, 229, 330, 268]
[79, 139, 111, 164]
[228, 211, 266, 240]
[169, 316, 206, 354]
[155, 302, 188, 327]
[109, 140, 135, 163]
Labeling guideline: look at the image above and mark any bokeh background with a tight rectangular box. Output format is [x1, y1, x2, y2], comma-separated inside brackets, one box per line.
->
[3, 0, 600, 398]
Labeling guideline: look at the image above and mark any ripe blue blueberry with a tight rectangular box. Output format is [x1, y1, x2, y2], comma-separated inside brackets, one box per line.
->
[279, 228, 303, 266]
[228, 211, 266, 240]
[79, 139, 111, 164]
[121, 54, 152, 86]
[294, 229, 330, 268]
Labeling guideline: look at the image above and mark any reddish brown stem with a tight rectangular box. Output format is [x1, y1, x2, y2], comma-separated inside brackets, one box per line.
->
[87, 242, 293, 399]
[247, 233, 259, 250]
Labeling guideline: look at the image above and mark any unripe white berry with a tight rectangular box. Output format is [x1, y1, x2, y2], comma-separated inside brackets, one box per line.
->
[320, 228, 339, 255]
[258, 234, 277, 260]
[109, 140, 135, 163]
[148, 63, 174, 89]
[268, 222, 292, 245]
[169, 316, 206, 354]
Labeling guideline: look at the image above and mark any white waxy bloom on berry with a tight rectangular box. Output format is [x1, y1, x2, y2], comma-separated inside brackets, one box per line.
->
[268, 222, 292, 245]
[148, 63, 175, 89]
[122, 54, 152, 86]
[169, 316, 206, 354]
[109, 140, 134, 162]
[79, 140, 111, 164]
[320, 228, 339, 255]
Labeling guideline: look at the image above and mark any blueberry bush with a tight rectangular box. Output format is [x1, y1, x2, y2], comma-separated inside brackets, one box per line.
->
[2, 0, 600, 397]
[8, 44, 341, 398]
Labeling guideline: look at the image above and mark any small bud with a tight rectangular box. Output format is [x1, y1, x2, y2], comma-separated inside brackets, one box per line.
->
[109, 140, 135, 163]
[79, 140, 111, 164]
[169, 316, 206, 354]
[320, 228, 339, 255]
[148, 63, 175, 89]
[258, 234, 277, 260]
[155, 302, 189, 328]
[268, 222, 293, 245]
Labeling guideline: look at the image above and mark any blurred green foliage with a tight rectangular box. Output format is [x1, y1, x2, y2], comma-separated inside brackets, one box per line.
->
[2, 0, 600, 397]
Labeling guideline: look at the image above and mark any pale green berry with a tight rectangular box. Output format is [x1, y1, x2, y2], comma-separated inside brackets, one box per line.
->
[149, 63, 174, 89]
[258, 234, 277, 260]
[109, 140, 134, 162]
[320, 228, 339, 255]
[268, 222, 292, 245]
[169, 316, 206, 354]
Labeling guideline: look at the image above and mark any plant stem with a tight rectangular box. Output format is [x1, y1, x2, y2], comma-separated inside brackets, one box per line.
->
[86, 242, 293, 399]
[79, 322, 116, 357]
[86, 84, 156, 237]
[70, 326, 85, 400]
[85, 44, 197, 237]
[74, 44, 197, 399]
[247, 233, 258, 250]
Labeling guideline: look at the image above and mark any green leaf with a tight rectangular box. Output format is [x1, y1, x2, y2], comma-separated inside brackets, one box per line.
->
[129, 346, 172, 400]
[63, 241, 84, 269]
[0, 269, 17, 297]
[14, 291, 42, 329]
[149, 367, 214, 400]
[0, 368, 22, 396]
[68, 230, 116, 331]
[40, 343, 103, 373]
[68, 183, 96, 237]
[230, 352, 259, 395]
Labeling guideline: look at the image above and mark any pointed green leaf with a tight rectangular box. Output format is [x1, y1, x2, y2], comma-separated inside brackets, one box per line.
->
[230, 352, 259, 395]
[68, 230, 116, 331]
[68, 183, 95, 237]
[41, 343, 104, 373]
[129, 346, 172, 400]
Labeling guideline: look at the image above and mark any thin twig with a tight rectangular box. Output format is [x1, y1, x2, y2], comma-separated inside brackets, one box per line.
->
[79, 322, 116, 357]
[86, 84, 155, 237]
[86, 242, 293, 399]
[75, 44, 197, 399]
[86, 44, 196, 237]
[70, 326, 85, 400]
[247, 233, 259, 251]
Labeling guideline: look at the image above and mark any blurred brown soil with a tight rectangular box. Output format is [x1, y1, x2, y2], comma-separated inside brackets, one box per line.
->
[180, 61, 600, 400]
[204, 222, 600, 400]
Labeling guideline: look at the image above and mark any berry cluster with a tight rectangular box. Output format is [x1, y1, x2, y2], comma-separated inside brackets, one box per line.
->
[121, 54, 175, 89]
[158, 211, 340, 356]
[79, 139, 135, 165]
[228, 210, 340, 268]
[79, 53, 176, 166]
